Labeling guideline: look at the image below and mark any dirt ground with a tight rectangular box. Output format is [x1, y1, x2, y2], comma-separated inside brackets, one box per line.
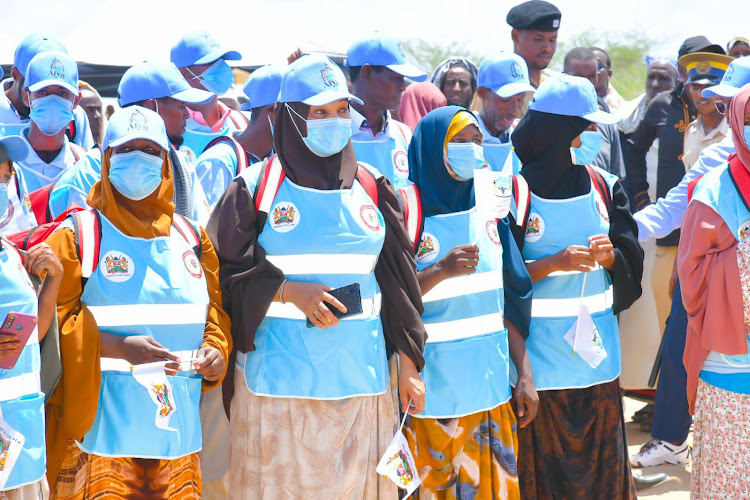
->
[624, 397, 691, 499]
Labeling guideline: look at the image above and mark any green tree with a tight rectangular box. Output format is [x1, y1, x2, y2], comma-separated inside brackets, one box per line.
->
[403, 40, 485, 76]
[550, 30, 660, 101]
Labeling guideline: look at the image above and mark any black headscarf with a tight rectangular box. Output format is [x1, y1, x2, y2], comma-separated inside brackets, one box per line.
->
[512, 109, 591, 199]
[408, 105, 476, 216]
[273, 101, 358, 190]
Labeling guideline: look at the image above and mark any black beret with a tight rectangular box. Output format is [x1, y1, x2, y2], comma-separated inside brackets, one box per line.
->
[506, 0, 561, 32]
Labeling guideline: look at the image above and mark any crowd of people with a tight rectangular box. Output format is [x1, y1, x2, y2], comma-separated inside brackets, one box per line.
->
[1, 0, 750, 499]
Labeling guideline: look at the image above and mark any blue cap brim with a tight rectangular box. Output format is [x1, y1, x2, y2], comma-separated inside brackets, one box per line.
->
[385, 63, 427, 82]
[107, 133, 169, 152]
[0, 135, 30, 162]
[582, 108, 620, 125]
[27, 80, 78, 95]
[171, 86, 215, 104]
[302, 90, 364, 106]
[194, 49, 242, 66]
[494, 82, 536, 98]
[702, 84, 739, 98]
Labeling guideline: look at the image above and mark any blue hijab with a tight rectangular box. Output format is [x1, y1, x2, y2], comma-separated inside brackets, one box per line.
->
[407, 106, 476, 216]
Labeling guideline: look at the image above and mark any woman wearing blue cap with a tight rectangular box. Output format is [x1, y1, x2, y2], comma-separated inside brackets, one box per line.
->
[0, 136, 62, 500]
[398, 106, 536, 499]
[206, 54, 427, 498]
[45, 106, 230, 498]
[508, 74, 643, 499]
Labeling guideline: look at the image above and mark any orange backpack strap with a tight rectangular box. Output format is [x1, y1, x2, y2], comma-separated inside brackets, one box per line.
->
[398, 184, 424, 251]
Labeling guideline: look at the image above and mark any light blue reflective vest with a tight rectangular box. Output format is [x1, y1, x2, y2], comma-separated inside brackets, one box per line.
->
[691, 162, 750, 372]
[237, 158, 389, 399]
[483, 143, 521, 175]
[351, 119, 411, 190]
[413, 203, 509, 418]
[72, 211, 209, 459]
[0, 238, 45, 491]
[180, 109, 247, 163]
[1, 168, 37, 235]
[514, 168, 621, 390]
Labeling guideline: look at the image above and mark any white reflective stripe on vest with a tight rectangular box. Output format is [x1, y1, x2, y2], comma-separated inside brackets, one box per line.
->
[0, 371, 41, 401]
[87, 303, 209, 327]
[424, 312, 504, 343]
[266, 254, 379, 276]
[77, 210, 97, 278]
[422, 271, 502, 303]
[524, 261, 603, 277]
[266, 295, 382, 320]
[531, 286, 614, 318]
[100, 349, 199, 372]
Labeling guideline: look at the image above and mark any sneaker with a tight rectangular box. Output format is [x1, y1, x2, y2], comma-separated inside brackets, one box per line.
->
[630, 439, 691, 467]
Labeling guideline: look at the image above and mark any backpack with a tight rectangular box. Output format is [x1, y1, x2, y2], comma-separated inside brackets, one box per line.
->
[227, 110, 250, 130]
[27, 143, 88, 225]
[512, 165, 613, 235]
[252, 155, 380, 232]
[396, 184, 424, 251]
[201, 135, 250, 176]
[5, 206, 86, 251]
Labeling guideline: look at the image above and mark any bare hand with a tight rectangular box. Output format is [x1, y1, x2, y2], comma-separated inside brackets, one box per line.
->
[438, 244, 479, 280]
[287, 48, 304, 65]
[399, 354, 426, 415]
[24, 243, 63, 277]
[588, 234, 615, 270]
[193, 346, 225, 381]
[513, 373, 539, 428]
[284, 281, 347, 329]
[553, 245, 596, 273]
[120, 336, 180, 366]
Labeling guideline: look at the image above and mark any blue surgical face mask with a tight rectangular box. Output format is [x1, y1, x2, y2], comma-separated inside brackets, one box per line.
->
[286, 104, 352, 157]
[571, 130, 602, 166]
[0, 183, 8, 220]
[192, 59, 234, 96]
[29, 94, 74, 136]
[744, 125, 750, 147]
[108, 150, 164, 201]
[447, 142, 485, 179]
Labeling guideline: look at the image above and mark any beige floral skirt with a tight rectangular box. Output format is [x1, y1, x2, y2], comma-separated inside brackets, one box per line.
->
[228, 365, 399, 499]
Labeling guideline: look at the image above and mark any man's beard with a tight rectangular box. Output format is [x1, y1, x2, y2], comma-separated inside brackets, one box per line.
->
[169, 134, 184, 147]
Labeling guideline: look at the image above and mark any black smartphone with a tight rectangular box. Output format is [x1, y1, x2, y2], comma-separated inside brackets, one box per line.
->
[306, 283, 363, 328]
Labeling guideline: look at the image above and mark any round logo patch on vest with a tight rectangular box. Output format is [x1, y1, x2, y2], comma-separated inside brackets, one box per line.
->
[739, 219, 750, 241]
[525, 212, 545, 243]
[183, 251, 203, 279]
[393, 150, 408, 174]
[360, 205, 381, 231]
[416, 232, 440, 264]
[101, 251, 134, 282]
[270, 202, 300, 233]
[594, 192, 610, 223]
[486, 221, 502, 246]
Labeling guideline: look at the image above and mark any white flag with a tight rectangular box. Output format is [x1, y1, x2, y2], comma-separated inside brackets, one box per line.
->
[131, 361, 178, 432]
[474, 168, 512, 219]
[563, 304, 608, 369]
[376, 429, 421, 495]
[0, 408, 25, 489]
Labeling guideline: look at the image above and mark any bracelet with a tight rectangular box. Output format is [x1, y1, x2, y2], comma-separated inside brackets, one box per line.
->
[279, 279, 288, 304]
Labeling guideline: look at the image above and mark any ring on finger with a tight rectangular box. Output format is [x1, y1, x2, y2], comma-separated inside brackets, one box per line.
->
[313, 309, 320, 318]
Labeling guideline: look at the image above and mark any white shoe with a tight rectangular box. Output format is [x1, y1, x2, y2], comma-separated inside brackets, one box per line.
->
[630, 439, 690, 467]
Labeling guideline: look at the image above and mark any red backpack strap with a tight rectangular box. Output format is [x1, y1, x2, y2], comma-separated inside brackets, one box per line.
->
[254, 155, 286, 215]
[727, 154, 750, 211]
[687, 176, 705, 203]
[398, 184, 424, 251]
[356, 163, 379, 207]
[202, 135, 250, 175]
[228, 110, 250, 130]
[28, 182, 56, 225]
[585, 165, 612, 220]
[65, 119, 76, 143]
[512, 174, 531, 231]
[171, 214, 203, 259]
[71, 210, 102, 282]
[68, 143, 87, 163]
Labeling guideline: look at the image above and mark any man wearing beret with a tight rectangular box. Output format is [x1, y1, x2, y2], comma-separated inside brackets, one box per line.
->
[506, 0, 561, 90]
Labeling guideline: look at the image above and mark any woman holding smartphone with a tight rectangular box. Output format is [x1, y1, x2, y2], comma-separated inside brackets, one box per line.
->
[0, 136, 63, 499]
[207, 54, 427, 499]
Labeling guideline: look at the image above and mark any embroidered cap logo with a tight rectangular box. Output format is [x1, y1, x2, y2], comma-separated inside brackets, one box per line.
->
[49, 59, 65, 79]
[510, 62, 524, 80]
[696, 62, 711, 75]
[205, 35, 220, 50]
[321, 67, 338, 88]
[726, 65, 735, 82]
[129, 110, 149, 131]
[398, 41, 406, 59]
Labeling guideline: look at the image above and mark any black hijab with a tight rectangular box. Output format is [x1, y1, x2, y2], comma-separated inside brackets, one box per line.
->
[408, 105, 476, 216]
[512, 109, 592, 199]
[273, 101, 358, 190]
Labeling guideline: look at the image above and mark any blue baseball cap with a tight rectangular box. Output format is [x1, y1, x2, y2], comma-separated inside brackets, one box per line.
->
[477, 52, 535, 98]
[14, 34, 67, 79]
[529, 74, 619, 125]
[103, 106, 169, 152]
[24, 50, 78, 95]
[118, 61, 213, 106]
[346, 34, 427, 82]
[0, 136, 30, 162]
[279, 54, 363, 106]
[702, 56, 750, 98]
[241, 64, 284, 111]
[170, 31, 241, 68]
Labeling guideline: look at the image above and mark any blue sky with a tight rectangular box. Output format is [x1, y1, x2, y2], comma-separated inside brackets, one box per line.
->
[1, 0, 744, 68]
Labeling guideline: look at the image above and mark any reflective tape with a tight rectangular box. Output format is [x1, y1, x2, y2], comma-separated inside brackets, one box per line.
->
[531, 286, 614, 318]
[266, 295, 381, 320]
[422, 271, 502, 303]
[87, 303, 208, 327]
[0, 371, 41, 401]
[101, 349, 198, 372]
[266, 254, 379, 276]
[424, 312, 505, 343]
